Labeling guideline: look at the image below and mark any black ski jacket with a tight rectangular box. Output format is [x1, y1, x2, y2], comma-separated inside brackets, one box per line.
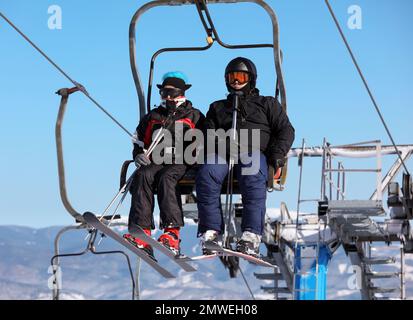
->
[132, 101, 205, 164]
[203, 90, 295, 165]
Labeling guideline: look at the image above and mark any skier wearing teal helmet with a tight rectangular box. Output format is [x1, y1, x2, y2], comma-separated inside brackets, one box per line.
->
[156, 71, 192, 110]
[124, 71, 204, 257]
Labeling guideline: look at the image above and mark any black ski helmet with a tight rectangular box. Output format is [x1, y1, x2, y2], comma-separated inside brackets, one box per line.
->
[225, 57, 258, 88]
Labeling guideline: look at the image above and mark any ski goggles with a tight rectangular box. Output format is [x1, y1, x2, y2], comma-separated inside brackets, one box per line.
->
[159, 87, 185, 99]
[227, 71, 250, 85]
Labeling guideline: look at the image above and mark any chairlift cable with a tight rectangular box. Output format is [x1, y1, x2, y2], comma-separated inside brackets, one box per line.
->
[0, 11, 133, 137]
[324, 1, 410, 175]
[239, 264, 256, 300]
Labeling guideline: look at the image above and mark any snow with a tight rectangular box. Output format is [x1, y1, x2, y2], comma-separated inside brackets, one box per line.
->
[37, 292, 87, 300]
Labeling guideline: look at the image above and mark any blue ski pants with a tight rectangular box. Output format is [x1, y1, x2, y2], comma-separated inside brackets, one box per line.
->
[196, 152, 268, 236]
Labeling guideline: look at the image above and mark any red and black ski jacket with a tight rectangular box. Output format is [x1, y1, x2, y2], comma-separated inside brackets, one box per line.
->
[132, 101, 205, 164]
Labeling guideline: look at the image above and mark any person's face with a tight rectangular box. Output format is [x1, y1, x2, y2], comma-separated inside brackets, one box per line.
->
[230, 82, 248, 90]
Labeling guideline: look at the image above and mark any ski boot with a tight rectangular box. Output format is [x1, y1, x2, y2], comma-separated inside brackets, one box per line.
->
[158, 228, 181, 256]
[236, 231, 261, 258]
[123, 229, 154, 258]
[201, 230, 221, 255]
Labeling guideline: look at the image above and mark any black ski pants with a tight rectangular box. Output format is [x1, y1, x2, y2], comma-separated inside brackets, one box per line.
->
[128, 163, 188, 230]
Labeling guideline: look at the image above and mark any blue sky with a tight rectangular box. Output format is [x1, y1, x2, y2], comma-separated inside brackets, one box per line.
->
[1, 0, 412, 227]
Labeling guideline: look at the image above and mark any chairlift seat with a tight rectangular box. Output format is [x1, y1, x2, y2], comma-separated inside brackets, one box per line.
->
[120, 160, 282, 195]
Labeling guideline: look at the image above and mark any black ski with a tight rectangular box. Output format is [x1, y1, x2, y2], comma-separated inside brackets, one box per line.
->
[204, 241, 277, 268]
[83, 212, 175, 279]
[129, 225, 197, 272]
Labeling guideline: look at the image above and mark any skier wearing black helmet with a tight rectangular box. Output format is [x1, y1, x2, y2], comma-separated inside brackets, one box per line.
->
[196, 57, 295, 257]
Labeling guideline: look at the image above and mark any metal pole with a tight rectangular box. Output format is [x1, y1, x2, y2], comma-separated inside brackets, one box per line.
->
[296, 139, 306, 215]
[315, 228, 321, 300]
[328, 153, 333, 201]
[376, 141, 383, 201]
[320, 139, 327, 200]
[342, 163, 346, 200]
[293, 140, 306, 300]
[400, 245, 406, 300]
[135, 258, 141, 300]
[55, 89, 84, 222]
[274, 266, 279, 300]
[336, 162, 342, 200]
[51, 230, 96, 300]
[52, 224, 85, 300]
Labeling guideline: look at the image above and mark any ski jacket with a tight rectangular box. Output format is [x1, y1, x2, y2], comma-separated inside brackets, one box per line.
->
[132, 101, 205, 164]
[203, 90, 295, 165]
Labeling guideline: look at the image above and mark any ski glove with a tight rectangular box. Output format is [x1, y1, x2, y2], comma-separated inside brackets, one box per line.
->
[273, 158, 285, 172]
[135, 153, 151, 167]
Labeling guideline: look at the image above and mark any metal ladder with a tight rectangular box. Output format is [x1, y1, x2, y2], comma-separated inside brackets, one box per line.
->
[255, 214, 293, 300]
[255, 267, 292, 300]
[362, 242, 406, 300]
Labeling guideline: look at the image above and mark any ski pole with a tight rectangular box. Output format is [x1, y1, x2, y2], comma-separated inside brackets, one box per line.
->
[92, 106, 182, 242]
[88, 129, 166, 242]
[98, 127, 166, 223]
[223, 92, 241, 246]
[82, 128, 166, 242]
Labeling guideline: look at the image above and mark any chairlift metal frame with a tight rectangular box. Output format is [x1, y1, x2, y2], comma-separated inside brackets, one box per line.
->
[128, 0, 289, 189]
[51, 0, 288, 299]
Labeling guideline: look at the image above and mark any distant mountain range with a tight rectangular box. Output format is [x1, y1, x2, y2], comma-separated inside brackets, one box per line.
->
[0, 224, 411, 300]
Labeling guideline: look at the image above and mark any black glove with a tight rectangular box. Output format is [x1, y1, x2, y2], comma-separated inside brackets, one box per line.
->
[134, 153, 151, 168]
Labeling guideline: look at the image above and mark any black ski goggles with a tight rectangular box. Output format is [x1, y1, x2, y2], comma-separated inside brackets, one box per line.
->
[159, 87, 185, 99]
